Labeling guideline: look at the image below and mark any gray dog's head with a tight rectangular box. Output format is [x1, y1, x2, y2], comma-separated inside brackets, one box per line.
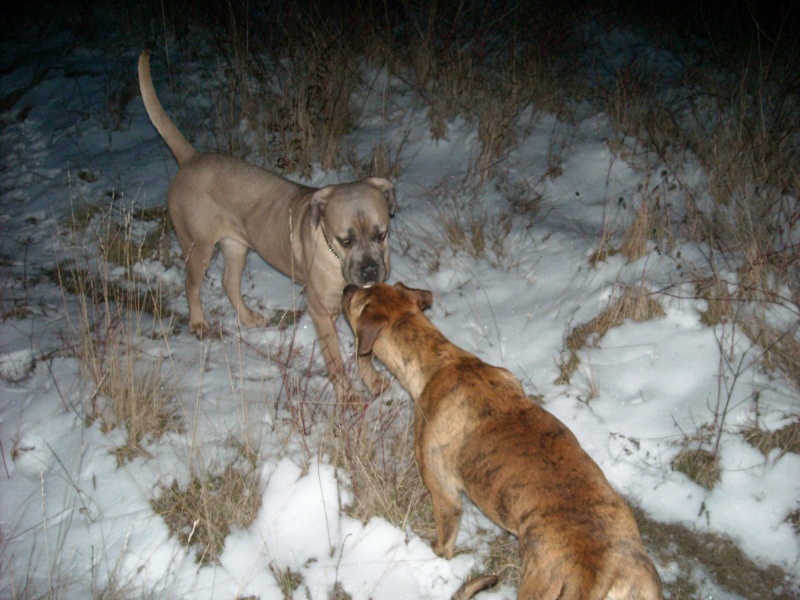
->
[310, 177, 396, 286]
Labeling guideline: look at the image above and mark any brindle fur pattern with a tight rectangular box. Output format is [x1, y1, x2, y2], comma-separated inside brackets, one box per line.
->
[343, 283, 663, 600]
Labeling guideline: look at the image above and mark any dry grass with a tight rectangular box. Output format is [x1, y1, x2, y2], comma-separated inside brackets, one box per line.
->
[59, 204, 182, 463]
[599, 55, 685, 170]
[589, 221, 620, 268]
[269, 564, 304, 600]
[355, 136, 406, 182]
[359, 0, 572, 170]
[404, 176, 542, 272]
[49, 265, 169, 320]
[480, 533, 520, 590]
[588, 5, 800, 311]
[787, 508, 800, 535]
[600, 60, 655, 137]
[472, 65, 537, 180]
[266, 40, 360, 176]
[737, 315, 800, 391]
[199, 3, 366, 177]
[129, 206, 175, 268]
[692, 101, 796, 214]
[64, 201, 175, 289]
[591, 173, 677, 266]
[618, 179, 676, 263]
[671, 447, 721, 490]
[329, 399, 435, 540]
[67, 201, 103, 232]
[145, 0, 579, 183]
[691, 277, 800, 393]
[152, 458, 262, 565]
[501, 176, 545, 228]
[378, 2, 485, 141]
[742, 421, 800, 458]
[97, 345, 179, 466]
[434, 202, 511, 265]
[100, 71, 139, 133]
[632, 504, 796, 600]
[557, 286, 666, 385]
[1, 303, 33, 322]
[679, 59, 798, 308]
[694, 273, 734, 327]
[412, 43, 476, 142]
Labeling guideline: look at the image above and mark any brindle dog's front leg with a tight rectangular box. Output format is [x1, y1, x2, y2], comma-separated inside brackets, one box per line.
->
[309, 295, 389, 402]
[358, 355, 391, 396]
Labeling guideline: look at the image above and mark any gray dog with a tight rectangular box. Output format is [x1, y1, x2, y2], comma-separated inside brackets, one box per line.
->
[137, 50, 395, 402]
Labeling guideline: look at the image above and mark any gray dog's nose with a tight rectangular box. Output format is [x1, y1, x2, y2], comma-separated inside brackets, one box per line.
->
[361, 261, 380, 283]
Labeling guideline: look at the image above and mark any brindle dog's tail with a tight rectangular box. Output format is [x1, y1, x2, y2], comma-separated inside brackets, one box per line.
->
[137, 50, 197, 165]
[451, 575, 499, 600]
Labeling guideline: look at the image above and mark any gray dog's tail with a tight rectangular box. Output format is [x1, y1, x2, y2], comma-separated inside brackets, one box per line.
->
[137, 50, 196, 165]
[451, 575, 499, 600]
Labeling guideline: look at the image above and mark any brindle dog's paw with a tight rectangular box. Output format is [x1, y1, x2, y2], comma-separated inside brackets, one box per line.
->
[367, 373, 392, 397]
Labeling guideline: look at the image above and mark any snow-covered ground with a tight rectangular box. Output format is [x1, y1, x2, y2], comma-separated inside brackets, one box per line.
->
[1, 11, 798, 600]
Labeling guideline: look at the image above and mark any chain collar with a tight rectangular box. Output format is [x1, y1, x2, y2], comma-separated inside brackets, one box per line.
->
[319, 224, 340, 260]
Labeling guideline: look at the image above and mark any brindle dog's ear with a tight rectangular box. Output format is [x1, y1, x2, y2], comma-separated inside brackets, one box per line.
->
[355, 310, 389, 356]
[393, 282, 433, 311]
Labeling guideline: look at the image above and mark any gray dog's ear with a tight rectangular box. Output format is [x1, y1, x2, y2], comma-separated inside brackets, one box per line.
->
[356, 310, 389, 356]
[364, 177, 397, 216]
[393, 282, 433, 311]
[310, 186, 335, 229]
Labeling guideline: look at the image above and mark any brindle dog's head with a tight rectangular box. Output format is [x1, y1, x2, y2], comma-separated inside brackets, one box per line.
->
[343, 282, 433, 356]
[311, 177, 396, 286]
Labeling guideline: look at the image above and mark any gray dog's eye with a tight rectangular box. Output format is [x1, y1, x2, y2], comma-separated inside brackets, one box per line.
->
[377, 231, 388, 242]
[339, 238, 352, 248]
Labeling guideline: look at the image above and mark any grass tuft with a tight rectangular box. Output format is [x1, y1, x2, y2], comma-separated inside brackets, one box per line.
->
[152, 459, 262, 565]
[59, 203, 182, 462]
[618, 178, 675, 262]
[632, 504, 795, 600]
[671, 447, 721, 491]
[738, 316, 800, 391]
[557, 286, 666, 385]
[694, 274, 733, 327]
[787, 508, 800, 535]
[329, 399, 435, 541]
[269, 563, 304, 600]
[742, 421, 800, 458]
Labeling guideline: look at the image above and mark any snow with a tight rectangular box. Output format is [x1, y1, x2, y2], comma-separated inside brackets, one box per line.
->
[1, 13, 798, 600]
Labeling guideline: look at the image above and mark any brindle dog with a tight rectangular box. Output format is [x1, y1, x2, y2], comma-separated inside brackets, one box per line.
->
[343, 282, 663, 600]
